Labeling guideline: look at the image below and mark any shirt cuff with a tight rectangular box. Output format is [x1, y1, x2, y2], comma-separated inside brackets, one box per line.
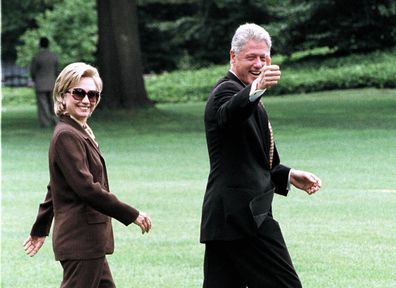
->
[249, 79, 266, 102]
[287, 169, 292, 192]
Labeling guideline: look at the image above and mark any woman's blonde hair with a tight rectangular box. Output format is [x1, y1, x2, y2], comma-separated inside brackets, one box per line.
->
[53, 62, 103, 117]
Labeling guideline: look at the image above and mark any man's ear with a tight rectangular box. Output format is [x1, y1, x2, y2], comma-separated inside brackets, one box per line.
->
[229, 50, 236, 65]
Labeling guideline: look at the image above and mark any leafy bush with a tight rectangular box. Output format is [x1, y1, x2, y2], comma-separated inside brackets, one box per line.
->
[16, 0, 97, 69]
[145, 49, 396, 103]
[272, 49, 396, 95]
[4, 49, 395, 107]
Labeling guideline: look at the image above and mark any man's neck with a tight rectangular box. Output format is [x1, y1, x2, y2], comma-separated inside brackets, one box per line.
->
[228, 69, 247, 86]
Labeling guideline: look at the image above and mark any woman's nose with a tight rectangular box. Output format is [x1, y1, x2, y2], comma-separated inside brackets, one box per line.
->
[82, 95, 90, 103]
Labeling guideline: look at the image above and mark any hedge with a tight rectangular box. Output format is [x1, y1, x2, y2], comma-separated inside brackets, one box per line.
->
[3, 49, 395, 107]
[145, 48, 396, 103]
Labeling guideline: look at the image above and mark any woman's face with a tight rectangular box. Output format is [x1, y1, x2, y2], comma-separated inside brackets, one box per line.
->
[64, 77, 99, 123]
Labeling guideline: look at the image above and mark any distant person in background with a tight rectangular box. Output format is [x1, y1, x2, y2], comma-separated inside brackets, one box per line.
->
[30, 37, 58, 127]
[200, 23, 322, 287]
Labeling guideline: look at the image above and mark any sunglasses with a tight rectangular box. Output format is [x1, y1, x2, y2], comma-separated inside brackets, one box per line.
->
[66, 88, 100, 103]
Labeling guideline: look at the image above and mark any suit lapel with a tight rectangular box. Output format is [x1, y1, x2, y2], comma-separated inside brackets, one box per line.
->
[85, 135, 102, 155]
[224, 71, 272, 168]
[60, 116, 103, 157]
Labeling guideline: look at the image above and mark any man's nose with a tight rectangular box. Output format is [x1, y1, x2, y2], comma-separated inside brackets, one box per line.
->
[253, 57, 264, 67]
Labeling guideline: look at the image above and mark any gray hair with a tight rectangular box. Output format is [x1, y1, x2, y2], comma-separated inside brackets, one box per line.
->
[53, 62, 102, 117]
[231, 23, 272, 54]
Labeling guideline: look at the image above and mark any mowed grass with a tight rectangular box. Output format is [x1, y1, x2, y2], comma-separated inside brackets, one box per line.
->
[2, 88, 396, 287]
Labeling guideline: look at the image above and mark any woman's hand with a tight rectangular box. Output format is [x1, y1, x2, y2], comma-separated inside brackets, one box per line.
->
[134, 212, 152, 234]
[23, 235, 46, 257]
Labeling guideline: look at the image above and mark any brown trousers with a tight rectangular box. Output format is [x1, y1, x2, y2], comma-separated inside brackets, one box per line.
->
[60, 257, 115, 288]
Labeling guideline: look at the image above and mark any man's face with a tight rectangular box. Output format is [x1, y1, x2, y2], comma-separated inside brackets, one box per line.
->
[230, 40, 269, 85]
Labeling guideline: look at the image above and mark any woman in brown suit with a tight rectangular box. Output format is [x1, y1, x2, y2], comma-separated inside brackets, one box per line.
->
[23, 62, 151, 288]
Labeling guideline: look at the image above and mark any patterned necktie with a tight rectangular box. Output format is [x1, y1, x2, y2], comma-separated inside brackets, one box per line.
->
[268, 121, 274, 169]
[260, 102, 275, 169]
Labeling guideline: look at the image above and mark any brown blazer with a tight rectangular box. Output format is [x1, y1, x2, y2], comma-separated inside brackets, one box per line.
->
[30, 115, 139, 261]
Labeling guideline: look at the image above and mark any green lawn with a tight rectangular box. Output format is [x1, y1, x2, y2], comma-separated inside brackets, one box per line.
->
[2, 88, 396, 287]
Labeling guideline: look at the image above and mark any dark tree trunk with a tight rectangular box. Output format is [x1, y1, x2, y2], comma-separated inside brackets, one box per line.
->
[97, 0, 153, 109]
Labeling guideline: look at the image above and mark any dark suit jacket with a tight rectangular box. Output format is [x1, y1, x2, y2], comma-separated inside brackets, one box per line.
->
[200, 71, 290, 242]
[30, 48, 58, 91]
[30, 116, 139, 261]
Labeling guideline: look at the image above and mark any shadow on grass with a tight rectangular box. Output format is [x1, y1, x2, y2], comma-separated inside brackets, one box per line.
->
[91, 103, 205, 135]
[2, 102, 206, 141]
[2, 89, 395, 139]
[1, 107, 53, 139]
[267, 89, 396, 131]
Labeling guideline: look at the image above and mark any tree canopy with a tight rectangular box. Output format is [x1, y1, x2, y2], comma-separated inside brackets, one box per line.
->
[14, 0, 97, 68]
[4, 0, 396, 73]
[270, 0, 396, 55]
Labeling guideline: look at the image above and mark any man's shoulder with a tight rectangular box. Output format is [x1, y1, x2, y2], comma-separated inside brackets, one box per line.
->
[211, 73, 244, 96]
[216, 72, 243, 86]
[36, 49, 57, 60]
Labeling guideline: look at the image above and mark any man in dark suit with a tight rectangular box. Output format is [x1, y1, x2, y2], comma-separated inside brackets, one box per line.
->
[200, 23, 322, 288]
[30, 37, 58, 127]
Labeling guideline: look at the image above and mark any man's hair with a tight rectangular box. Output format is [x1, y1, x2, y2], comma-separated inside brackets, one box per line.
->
[231, 23, 272, 54]
[39, 37, 49, 48]
[53, 62, 103, 117]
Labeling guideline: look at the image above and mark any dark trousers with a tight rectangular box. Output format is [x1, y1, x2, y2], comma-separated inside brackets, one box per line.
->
[60, 256, 115, 288]
[203, 217, 302, 288]
[36, 90, 56, 127]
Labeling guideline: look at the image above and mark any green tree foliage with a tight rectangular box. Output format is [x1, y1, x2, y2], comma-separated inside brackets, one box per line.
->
[272, 0, 396, 55]
[189, 0, 275, 65]
[137, 0, 199, 72]
[137, 0, 277, 71]
[9, 0, 396, 73]
[1, 0, 62, 60]
[16, 0, 97, 69]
